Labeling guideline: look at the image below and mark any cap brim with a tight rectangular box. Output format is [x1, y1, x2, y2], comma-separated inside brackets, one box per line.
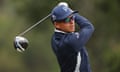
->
[64, 10, 78, 19]
[71, 10, 79, 14]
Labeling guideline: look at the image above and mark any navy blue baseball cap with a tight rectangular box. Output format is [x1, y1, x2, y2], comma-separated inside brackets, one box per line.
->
[51, 5, 78, 21]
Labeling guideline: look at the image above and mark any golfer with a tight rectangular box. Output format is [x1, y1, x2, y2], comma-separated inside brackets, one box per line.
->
[51, 4, 94, 72]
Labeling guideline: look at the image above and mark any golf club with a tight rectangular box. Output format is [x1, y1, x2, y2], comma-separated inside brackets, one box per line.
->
[14, 13, 51, 52]
[14, 2, 68, 52]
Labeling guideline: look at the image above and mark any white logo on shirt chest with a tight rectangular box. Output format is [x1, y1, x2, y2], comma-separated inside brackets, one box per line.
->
[75, 32, 79, 39]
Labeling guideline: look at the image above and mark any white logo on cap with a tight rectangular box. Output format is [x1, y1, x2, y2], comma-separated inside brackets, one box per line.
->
[62, 6, 68, 12]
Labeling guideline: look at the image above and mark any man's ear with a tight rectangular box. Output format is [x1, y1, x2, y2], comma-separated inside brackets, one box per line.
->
[54, 22, 60, 29]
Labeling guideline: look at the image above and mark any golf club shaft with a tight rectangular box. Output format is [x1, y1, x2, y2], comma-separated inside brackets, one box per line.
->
[18, 13, 51, 36]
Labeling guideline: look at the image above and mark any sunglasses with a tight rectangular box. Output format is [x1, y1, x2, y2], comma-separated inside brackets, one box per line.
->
[56, 15, 75, 23]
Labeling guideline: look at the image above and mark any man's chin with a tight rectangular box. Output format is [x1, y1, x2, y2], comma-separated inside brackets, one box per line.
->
[68, 30, 75, 33]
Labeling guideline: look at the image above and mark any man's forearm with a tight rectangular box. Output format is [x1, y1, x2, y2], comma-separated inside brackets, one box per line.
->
[74, 13, 94, 31]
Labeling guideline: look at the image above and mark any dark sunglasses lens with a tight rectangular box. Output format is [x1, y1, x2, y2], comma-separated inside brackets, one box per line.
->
[65, 18, 71, 23]
[65, 16, 74, 23]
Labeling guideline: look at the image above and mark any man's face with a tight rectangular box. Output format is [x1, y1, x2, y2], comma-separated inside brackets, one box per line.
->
[54, 15, 75, 33]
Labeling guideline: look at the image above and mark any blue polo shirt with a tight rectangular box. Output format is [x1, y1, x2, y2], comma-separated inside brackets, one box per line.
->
[51, 13, 94, 72]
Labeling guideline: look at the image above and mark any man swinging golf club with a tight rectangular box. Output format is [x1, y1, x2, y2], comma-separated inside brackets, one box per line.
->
[51, 2, 94, 72]
[13, 2, 94, 72]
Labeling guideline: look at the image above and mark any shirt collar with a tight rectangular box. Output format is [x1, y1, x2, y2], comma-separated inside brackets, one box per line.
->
[54, 29, 67, 34]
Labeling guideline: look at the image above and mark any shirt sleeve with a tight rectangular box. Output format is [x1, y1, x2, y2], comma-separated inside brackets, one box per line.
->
[66, 13, 94, 51]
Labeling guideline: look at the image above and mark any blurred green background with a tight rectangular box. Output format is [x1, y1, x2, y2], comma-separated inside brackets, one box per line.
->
[0, 0, 120, 72]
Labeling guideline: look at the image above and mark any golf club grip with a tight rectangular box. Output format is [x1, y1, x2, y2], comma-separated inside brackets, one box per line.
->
[18, 13, 51, 36]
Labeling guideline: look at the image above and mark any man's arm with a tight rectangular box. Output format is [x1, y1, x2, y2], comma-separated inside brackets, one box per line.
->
[74, 13, 94, 30]
[74, 13, 94, 46]
[65, 13, 94, 50]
